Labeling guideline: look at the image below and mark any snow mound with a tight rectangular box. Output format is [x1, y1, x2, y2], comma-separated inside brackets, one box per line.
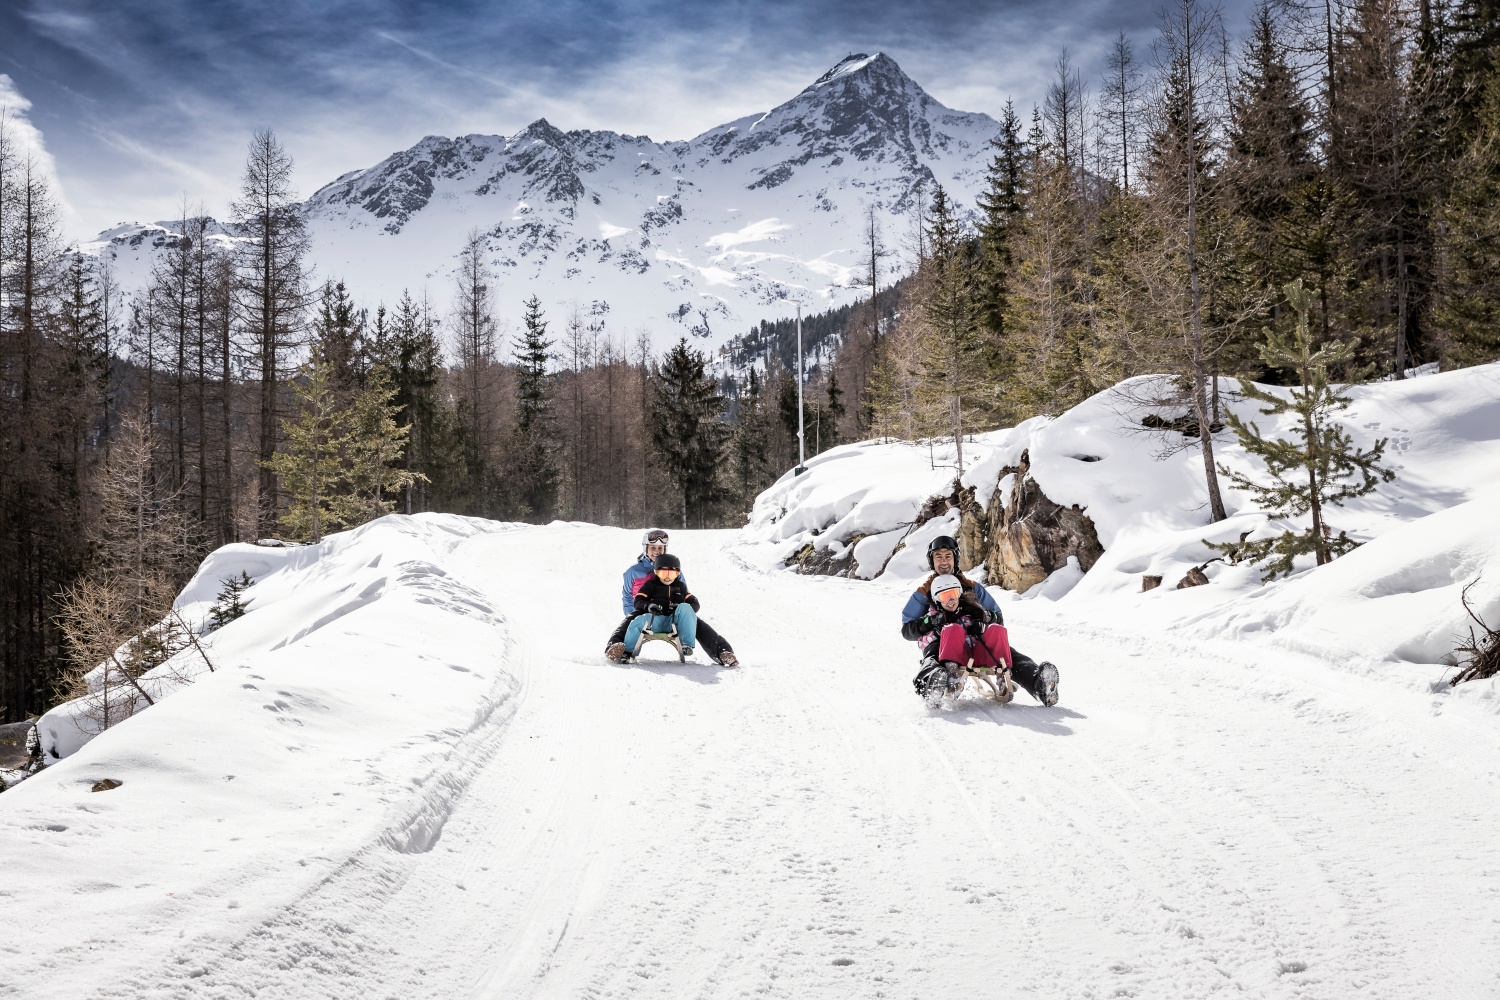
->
[743, 434, 1008, 580]
[6, 514, 522, 966]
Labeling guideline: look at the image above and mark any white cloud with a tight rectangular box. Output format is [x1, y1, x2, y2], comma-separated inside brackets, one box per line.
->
[0, 74, 75, 226]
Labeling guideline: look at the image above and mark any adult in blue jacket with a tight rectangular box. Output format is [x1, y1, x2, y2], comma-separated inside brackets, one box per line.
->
[901, 534, 1059, 707]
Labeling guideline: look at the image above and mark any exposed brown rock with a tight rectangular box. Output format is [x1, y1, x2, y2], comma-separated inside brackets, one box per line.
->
[91, 778, 123, 793]
[1176, 566, 1211, 589]
[985, 450, 1104, 592]
[783, 535, 866, 578]
[1142, 575, 1163, 591]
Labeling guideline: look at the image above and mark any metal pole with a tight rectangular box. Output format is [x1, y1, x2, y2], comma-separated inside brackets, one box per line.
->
[796, 301, 806, 474]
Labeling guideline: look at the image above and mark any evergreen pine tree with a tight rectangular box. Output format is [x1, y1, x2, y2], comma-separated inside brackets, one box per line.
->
[207, 572, 254, 631]
[1437, 75, 1500, 366]
[511, 295, 559, 521]
[315, 279, 366, 399]
[1210, 279, 1395, 578]
[823, 368, 845, 451]
[730, 367, 774, 512]
[1224, 3, 1317, 296]
[652, 339, 728, 528]
[975, 102, 1028, 344]
[264, 350, 360, 543]
[915, 186, 988, 475]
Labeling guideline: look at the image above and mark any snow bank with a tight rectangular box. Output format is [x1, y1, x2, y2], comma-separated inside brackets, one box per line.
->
[739, 362, 1500, 686]
[4, 514, 522, 962]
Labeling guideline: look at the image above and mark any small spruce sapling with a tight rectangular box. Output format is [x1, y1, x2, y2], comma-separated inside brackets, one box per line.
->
[207, 572, 254, 632]
[1208, 279, 1394, 579]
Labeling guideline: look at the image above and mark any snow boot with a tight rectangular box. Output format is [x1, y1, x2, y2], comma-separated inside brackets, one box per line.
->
[940, 661, 966, 697]
[717, 651, 739, 668]
[914, 655, 945, 707]
[1036, 661, 1060, 707]
[605, 642, 627, 662]
[680, 645, 696, 659]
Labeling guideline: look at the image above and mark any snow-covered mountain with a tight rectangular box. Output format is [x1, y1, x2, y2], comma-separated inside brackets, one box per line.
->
[80, 53, 999, 350]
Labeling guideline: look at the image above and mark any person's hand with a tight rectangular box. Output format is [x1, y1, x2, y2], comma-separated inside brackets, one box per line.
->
[648, 603, 665, 615]
[925, 608, 946, 630]
[964, 618, 985, 637]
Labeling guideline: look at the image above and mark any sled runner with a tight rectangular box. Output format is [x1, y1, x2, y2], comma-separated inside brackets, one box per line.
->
[619, 628, 686, 664]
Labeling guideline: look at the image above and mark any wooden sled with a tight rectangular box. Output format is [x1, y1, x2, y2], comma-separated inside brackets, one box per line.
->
[962, 661, 1016, 703]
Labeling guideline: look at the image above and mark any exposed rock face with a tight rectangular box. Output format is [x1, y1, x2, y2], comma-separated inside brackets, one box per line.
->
[985, 450, 1104, 592]
[784, 535, 865, 578]
[1176, 566, 1211, 589]
[0, 719, 43, 791]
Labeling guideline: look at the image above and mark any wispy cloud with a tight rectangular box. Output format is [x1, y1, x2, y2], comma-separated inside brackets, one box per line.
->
[0, 73, 75, 224]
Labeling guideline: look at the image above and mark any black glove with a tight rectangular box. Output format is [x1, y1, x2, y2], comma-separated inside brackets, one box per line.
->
[924, 609, 946, 632]
[648, 603, 665, 615]
[988, 609, 1005, 626]
[964, 618, 985, 637]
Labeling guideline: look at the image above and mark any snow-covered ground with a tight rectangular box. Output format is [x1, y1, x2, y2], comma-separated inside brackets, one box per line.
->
[2, 517, 1499, 996]
[4, 364, 1499, 997]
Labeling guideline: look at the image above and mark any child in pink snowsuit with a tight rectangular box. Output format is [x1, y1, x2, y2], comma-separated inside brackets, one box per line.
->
[924, 576, 1013, 668]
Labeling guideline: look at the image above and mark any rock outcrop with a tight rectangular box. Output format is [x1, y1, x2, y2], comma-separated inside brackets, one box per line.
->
[985, 450, 1104, 592]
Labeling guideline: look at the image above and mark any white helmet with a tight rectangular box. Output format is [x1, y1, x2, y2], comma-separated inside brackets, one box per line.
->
[642, 528, 669, 552]
[931, 574, 963, 601]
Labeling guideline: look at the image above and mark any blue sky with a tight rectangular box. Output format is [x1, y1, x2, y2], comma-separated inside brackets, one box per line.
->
[1, 0, 1253, 238]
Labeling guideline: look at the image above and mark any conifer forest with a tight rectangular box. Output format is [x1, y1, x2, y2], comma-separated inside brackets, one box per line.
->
[3, 0, 1499, 723]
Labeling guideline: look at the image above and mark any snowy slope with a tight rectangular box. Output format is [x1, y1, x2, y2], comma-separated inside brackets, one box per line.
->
[76, 53, 998, 350]
[745, 363, 1500, 693]
[5, 522, 1500, 997]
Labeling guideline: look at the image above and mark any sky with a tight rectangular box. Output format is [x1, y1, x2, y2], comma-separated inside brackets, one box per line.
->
[0, 0, 1256, 241]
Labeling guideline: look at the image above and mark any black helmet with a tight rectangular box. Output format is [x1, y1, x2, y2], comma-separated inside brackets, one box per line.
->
[926, 534, 959, 570]
[653, 553, 682, 572]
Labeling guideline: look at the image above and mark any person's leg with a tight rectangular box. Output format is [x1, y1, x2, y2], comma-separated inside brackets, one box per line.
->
[977, 623, 1012, 669]
[623, 614, 651, 654]
[607, 614, 635, 648]
[1008, 648, 1059, 705]
[695, 619, 732, 660]
[673, 604, 699, 651]
[936, 623, 970, 663]
[967, 635, 1000, 667]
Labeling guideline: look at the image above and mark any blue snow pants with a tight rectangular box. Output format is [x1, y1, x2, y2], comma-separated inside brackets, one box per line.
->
[624, 604, 698, 653]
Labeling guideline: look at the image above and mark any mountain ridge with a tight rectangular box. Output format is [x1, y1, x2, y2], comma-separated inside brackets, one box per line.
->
[80, 52, 1000, 352]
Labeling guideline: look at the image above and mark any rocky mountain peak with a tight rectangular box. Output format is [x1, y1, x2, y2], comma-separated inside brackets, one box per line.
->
[805, 52, 912, 93]
[514, 117, 571, 149]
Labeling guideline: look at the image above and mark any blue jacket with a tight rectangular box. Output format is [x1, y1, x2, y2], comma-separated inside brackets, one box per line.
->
[900, 572, 1003, 625]
[622, 556, 691, 614]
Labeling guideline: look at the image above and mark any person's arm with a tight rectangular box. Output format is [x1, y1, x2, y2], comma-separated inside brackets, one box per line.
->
[972, 582, 1004, 622]
[622, 565, 639, 614]
[900, 591, 943, 640]
[634, 579, 656, 614]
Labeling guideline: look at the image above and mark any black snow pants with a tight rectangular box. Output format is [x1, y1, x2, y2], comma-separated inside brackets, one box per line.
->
[608, 613, 734, 661]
